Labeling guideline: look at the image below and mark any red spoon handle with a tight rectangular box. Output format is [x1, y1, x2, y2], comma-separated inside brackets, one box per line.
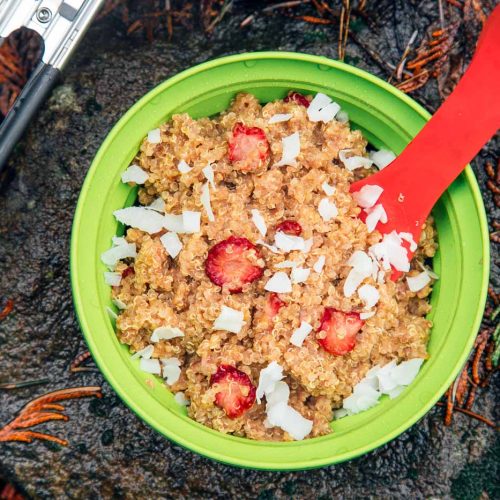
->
[352, 5, 500, 236]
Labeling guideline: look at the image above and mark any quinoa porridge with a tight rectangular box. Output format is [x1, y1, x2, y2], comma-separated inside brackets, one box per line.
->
[102, 91, 437, 441]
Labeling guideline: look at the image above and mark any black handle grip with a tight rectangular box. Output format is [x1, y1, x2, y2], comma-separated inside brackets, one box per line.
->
[0, 62, 60, 171]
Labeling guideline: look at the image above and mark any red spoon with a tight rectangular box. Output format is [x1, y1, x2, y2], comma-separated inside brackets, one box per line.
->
[350, 5, 500, 278]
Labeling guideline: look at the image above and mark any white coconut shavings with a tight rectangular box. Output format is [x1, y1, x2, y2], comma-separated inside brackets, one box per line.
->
[148, 197, 165, 212]
[265, 381, 290, 408]
[150, 326, 184, 343]
[201, 182, 215, 222]
[275, 260, 298, 269]
[256, 361, 284, 403]
[274, 232, 306, 252]
[290, 321, 313, 347]
[267, 402, 313, 440]
[291, 267, 310, 284]
[147, 128, 161, 144]
[163, 214, 185, 233]
[183, 211, 201, 233]
[322, 181, 336, 196]
[360, 310, 376, 320]
[213, 306, 246, 334]
[358, 284, 380, 309]
[160, 232, 183, 258]
[131, 344, 154, 361]
[269, 113, 293, 124]
[407, 271, 431, 292]
[336, 109, 349, 123]
[307, 93, 340, 123]
[336, 358, 424, 417]
[318, 197, 338, 222]
[344, 250, 373, 297]
[202, 164, 216, 188]
[274, 132, 300, 167]
[417, 260, 439, 279]
[313, 255, 326, 273]
[364, 204, 388, 233]
[101, 241, 137, 269]
[257, 239, 280, 253]
[352, 185, 384, 208]
[399, 232, 418, 252]
[112, 236, 127, 246]
[369, 231, 410, 272]
[339, 149, 373, 171]
[139, 358, 161, 375]
[303, 238, 314, 253]
[106, 307, 118, 321]
[121, 164, 149, 185]
[370, 149, 396, 170]
[162, 357, 181, 385]
[264, 272, 293, 293]
[178, 160, 192, 174]
[104, 272, 122, 287]
[174, 392, 190, 406]
[112, 298, 127, 310]
[114, 206, 165, 234]
[251, 209, 267, 237]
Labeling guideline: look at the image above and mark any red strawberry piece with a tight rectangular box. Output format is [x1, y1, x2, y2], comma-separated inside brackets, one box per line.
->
[205, 236, 264, 293]
[121, 266, 135, 279]
[317, 308, 364, 356]
[228, 122, 270, 172]
[284, 91, 310, 108]
[210, 364, 256, 419]
[275, 220, 303, 236]
[264, 293, 285, 319]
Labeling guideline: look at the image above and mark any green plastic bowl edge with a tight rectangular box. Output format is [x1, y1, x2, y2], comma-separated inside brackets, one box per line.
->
[70, 51, 490, 470]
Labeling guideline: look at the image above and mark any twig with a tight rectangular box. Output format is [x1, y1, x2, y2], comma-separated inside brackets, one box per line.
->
[444, 386, 454, 425]
[70, 350, 97, 373]
[205, 0, 233, 33]
[0, 378, 50, 390]
[0, 298, 14, 320]
[262, 0, 311, 13]
[436, 402, 498, 430]
[389, 30, 418, 83]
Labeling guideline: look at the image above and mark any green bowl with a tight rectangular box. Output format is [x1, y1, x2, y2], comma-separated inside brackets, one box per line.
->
[70, 52, 489, 470]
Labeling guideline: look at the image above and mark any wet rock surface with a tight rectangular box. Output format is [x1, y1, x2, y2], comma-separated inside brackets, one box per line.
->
[0, 2, 498, 498]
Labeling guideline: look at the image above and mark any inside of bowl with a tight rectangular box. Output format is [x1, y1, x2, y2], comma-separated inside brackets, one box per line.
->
[73, 53, 488, 469]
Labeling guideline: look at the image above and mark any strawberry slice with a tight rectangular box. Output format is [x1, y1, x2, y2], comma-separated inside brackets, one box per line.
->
[228, 122, 270, 172]
[284, 91, 310, 108]
[210, 364, 256, 419]
[275, 220, 303, 236]
[317, 308, 364, 356]
[205, 236, 264, 293]
[264, 293, 285, 319]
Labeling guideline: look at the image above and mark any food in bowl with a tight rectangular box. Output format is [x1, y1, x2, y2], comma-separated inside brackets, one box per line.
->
[101, 91, 438, 441]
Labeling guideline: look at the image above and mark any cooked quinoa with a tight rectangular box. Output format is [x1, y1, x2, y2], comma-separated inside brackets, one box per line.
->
[110, 92, 437, 441]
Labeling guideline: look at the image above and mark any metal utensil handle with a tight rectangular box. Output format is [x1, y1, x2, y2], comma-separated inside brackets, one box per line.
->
[0, 62, 60, 171]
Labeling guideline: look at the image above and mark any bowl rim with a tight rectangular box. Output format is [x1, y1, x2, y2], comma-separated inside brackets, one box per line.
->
[70, 51, 490, 470]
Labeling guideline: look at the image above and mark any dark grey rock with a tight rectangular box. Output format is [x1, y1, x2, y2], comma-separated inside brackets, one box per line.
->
[0, 1, 498, 498]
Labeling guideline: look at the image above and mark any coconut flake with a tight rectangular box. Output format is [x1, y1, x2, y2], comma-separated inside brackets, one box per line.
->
[313, 255, 326, 273]
[369, 231, 410, 272]
[275, 260, 298, 269]
[201, 182, 215, 222]
[291, 267, 310, 284]
[352, 185, 384, 209]
[417, 260, 439, 279]
[151, 326, 184, 343]
[148, 197, 165, 212]
[274, 132, 300, 167]
[344, 251, 373, 297]
[160, 232, 183, 258]
[251, 209, 267, 237]
[322, 181, 336, 196]
[112, 236, 127, 246]
[303, 238, 314, 253]
[358, 284, 380, 309]
[407, 271, 431, 292]
[106, 306, 117, 321]
[318, 197, 338, 222]
[174, 392, 190, 406]
[290, 321, 313, 347]
[104, 272, 122, 287]
[101, 242, 137, 268]
[399, 232, 418, 252]
[307, 92, 340, 123]
[164, 214, 185, 233]
[365, 204, 388, 233]
[264, 272, 293, 293]
[370, 149, 396, 170]
[266, 401, 313, 440]
[178, 160, 192, 174]
[213, 305, 246, 334]
[121, 165, 149, 185]
[339, 149, 373, 171]
[112, 298, 127, 310]
[147, 128, 161, 144]
[183, 211, 201, 234]
[131, 344, 154, 361]
[140, 358, 161, 375]
[336, 109, 349, 123]
[265, 381, 290, 408]
[162, 357, 181, 385]
[257, 239, 280, 253]
[269, 113, 293, 124]
[391, 358, 424, 385]
[342, 381, 382, 414]
[274, 232, 306, 252]
[114, 206, 165, 234]
[360, 310, 376, 320]
[202, 164, 216, 188]
[256, 361, 284, 403]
